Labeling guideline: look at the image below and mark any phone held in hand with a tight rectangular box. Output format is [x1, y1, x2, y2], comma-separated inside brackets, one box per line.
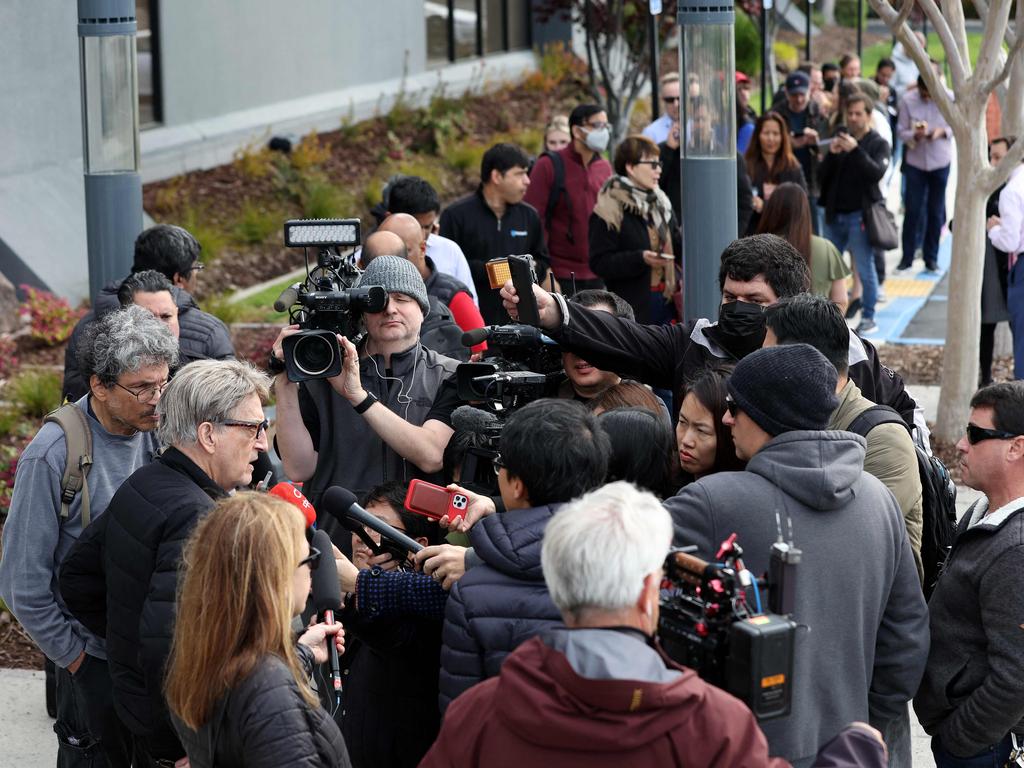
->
[404, 479, 469, 521]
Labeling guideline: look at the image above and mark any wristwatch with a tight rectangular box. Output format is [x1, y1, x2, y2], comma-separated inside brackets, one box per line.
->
[353, 391, 378, 414]
[267, 351, 286, 375]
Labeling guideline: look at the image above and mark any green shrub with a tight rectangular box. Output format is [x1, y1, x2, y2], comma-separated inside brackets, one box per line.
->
[735, 9, 760, 78]
[298, 176, 355, 219]
[233, 201, 281, 245]
[442, 142, 487, 175]
[775, 41, 799, 72]
[201, 293, 248, 326]
[19, 286, 84, 347]
[181, 207, 229, 261]
[7, 369, 63, 419]
[835, 0, 869, 28]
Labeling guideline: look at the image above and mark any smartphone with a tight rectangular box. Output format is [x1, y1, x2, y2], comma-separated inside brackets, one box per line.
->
[404, 479, 469, 521]
[507, 254, 541, 326]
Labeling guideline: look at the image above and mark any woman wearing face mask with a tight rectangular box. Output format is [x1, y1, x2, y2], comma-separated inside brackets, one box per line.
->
[589, 135, 681, 324]
[166, 492, 349, 768]
[744, 112, 807, 235]
[676, 367, 745, 485]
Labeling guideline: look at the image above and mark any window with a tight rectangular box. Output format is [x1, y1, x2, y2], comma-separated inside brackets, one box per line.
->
[136, 0, 162, 126]
[425, 0, 531, 66]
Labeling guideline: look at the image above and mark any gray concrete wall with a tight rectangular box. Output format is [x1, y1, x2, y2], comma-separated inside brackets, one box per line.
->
[157, 0, 425, 127]
[0, 2, 88, 301]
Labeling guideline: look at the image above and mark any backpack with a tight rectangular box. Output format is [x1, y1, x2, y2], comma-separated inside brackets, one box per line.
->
[541, 150, 574, 244]
[420, 296, 471, 362]
[43, 403, 94, 527]
[847, 405, 957, 599]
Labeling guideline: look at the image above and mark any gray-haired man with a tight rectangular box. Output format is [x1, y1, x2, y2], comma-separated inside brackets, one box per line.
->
[62, 359, 270, 765]
[0, 304, 178, 767]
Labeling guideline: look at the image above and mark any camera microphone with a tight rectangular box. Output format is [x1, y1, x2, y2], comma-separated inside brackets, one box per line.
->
[321, 486, 424, 554]
[461, 327, 491, 348]
[268, 482, 317, 529]
[309, 529, 342, 703]
[451, 405, 501, 435]
[274, 284, 300, 313]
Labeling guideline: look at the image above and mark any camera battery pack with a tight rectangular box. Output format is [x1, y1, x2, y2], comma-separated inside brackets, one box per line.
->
[726, 614, 796, 720]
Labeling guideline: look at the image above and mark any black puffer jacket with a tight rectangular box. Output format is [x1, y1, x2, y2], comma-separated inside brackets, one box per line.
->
[62, 281, 234, 401]
[439, 504, 562, 712]
[104, 448, 226, 758]
[174, 645, 352, 768]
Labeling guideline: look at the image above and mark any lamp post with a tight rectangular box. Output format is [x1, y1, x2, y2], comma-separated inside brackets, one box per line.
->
[679, 0, 737, 323]
[649, 0, 662, 119]
[77, 0, 143, 301]
[856, 0, 863, 56]
[805, 0, 814, 61]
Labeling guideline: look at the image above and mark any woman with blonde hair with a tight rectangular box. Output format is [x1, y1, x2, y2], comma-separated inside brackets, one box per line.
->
[166, 492, 349, 767]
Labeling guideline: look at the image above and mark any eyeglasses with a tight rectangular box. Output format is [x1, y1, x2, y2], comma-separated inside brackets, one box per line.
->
[636, 160, 663, 169]
[492, 453, 506, 476]
[663, 96, 681, 104]
[966, 423, 1021, 445]
[299, 546, 321, 571]
[725, 395, 741, 419]
[216, 418, 269, 439]
[188, 262, 205, 274]
[585, 121, 609, 130]
[115, 380, 169, 403]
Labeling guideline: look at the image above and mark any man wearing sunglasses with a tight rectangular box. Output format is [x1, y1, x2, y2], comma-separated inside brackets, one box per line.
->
[915, 382, 1024, 766]
[641, 72, 682, 145]
[60, 359, 271, 767]
[665, 343, 928, 765]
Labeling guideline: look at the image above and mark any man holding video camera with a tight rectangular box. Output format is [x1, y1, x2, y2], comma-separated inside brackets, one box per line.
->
[423, 482, 889, 768]
[665, 344, 928, 767]
[272, 255, 460, 544]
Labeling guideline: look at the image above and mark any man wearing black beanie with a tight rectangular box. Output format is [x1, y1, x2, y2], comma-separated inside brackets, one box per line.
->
[664, 344, 929, 767]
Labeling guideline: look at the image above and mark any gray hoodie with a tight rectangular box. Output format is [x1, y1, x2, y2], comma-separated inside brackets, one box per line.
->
[664, 429, 928, 764]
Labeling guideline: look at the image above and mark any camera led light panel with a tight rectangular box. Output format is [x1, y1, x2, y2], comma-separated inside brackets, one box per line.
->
[284, 218, 361, 248]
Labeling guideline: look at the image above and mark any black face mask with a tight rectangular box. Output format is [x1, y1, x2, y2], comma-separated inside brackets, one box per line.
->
[706, 300, 767, 360]
[823, 76, 838, 92]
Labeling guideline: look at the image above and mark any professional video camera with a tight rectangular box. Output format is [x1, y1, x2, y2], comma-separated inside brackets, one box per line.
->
[659, 534, 799, 721]
[273, 219, 387, 382]
[455, 324, 565, 409]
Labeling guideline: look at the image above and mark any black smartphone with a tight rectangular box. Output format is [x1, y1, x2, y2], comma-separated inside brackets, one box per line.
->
[507, 254, 541, 326]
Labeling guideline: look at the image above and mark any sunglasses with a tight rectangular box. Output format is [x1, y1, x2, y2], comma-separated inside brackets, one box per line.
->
[663, 96, 681, 104]
[299, 546, 321, 571]
[725, 395, 740, 419]
[636, 160, 663, 169]
[966, 423, 1021, 445]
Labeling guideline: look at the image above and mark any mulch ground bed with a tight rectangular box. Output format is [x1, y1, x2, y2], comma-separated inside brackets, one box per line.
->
[0, 612, 44, 669]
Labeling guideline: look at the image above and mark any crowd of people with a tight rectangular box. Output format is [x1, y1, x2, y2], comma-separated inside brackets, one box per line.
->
[2, 42, 1024, 768]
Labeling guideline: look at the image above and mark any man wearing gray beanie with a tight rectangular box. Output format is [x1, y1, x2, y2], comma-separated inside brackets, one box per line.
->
[664, 343, 929, 767]
[271, 254, 461, 547]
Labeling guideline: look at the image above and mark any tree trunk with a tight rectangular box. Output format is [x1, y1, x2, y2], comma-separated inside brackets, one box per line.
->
[1003, 54, 1024, 135]
[935, 121, 988, 442]
[819, 0, 837, 26]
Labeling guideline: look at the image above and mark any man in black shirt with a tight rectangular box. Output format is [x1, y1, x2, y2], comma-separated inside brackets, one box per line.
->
[439, 143, 549, 323]
[819, 93, 891, 335]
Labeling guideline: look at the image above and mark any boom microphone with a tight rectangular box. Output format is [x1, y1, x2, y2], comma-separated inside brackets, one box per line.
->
[460, 324, 554, 349]
[269, 482, 317, 528]
[309, 529, 342, 702]
[273, 283, 300, 313]
[451, 405, 501, 435]
[321, 486, 424, 554]
[460, 327, 490, 348]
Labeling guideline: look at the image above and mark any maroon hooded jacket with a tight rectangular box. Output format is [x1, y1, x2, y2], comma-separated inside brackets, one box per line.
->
[421, 633, 887, 768]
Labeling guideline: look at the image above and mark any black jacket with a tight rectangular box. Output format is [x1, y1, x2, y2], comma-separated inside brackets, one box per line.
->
[658, 145, 752, 240]
[588, 208, 680, 324]
[63, 281, 235, 402]
[438, 189, 549, 324]
[173, 646, 352, 768]
[772, 99, 830, 198]
[818, 129, 890, 222]
[337, 606, 442, 768]
[552, 303, 920, 427]
[439, 504, 562, 712]
[102, 448, 226, 757]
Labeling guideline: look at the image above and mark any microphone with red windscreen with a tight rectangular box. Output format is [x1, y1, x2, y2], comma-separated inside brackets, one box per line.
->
[269, 482, 317, 529]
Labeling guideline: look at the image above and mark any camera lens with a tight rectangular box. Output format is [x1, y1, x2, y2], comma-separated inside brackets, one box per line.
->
[293, 333, 336, 377]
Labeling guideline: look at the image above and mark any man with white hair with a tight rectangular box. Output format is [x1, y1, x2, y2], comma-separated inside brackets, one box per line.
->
[422, 482, 888, 768]
[61, 359, 270, 766]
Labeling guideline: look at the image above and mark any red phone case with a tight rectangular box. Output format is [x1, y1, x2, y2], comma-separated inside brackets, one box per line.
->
[404, 480, 469, 520]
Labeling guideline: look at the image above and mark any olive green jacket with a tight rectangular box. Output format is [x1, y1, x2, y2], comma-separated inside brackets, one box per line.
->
[831, 379, 925, 582]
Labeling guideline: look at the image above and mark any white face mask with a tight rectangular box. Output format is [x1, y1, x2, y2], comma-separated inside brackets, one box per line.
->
[584, 125, 610, 153]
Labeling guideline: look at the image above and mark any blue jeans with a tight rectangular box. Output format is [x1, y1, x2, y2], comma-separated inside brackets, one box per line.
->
[826, 211, 877, 321]
[1009, 258, 1024, 379]
[931, 734, 1011, 767]
[901, 164, 950, 268]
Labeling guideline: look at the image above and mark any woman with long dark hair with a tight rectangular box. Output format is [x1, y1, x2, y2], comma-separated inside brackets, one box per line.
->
[597, 407, 679, 499]
[755, 181, 850, 314]
[676, 367, 745, 484]
[167, 493, 350, 768]
[744, 112, 807, 235]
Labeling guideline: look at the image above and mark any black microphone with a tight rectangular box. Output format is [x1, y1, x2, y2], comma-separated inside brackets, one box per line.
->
[273, 283, 300, 313]
[451, 405, 500, 435]
[461, 327, 490, 348]
[321, 486, 424, 554]
[310, 529, 342, 702]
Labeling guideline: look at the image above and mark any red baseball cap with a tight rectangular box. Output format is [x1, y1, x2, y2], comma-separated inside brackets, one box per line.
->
[735, 71, 751, 85]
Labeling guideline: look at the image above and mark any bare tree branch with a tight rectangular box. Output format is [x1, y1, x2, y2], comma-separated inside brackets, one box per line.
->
[893, 0, 915, 30]
[980, 128, 1024, 193]
[982, 23, 1024, 91]
[917, 0, 969, 87]
[974, 0, 1012, 82]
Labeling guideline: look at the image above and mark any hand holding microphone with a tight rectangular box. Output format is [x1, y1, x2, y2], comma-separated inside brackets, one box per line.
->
[310, 529, 343, 701]
[297, 616, 345, 665]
